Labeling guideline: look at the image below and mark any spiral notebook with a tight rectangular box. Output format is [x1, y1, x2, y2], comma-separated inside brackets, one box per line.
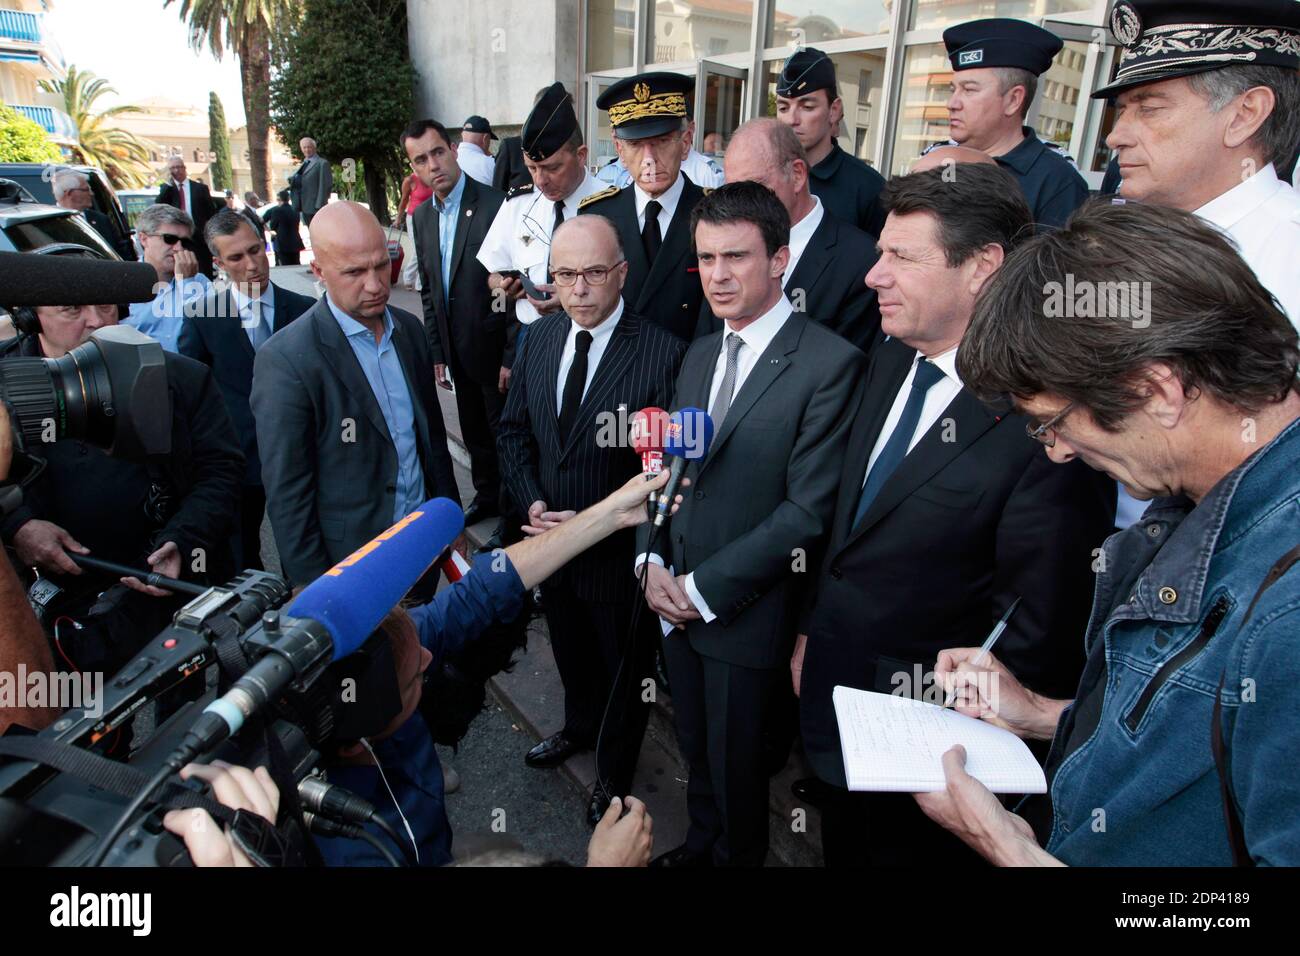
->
[832, 685, 1047, 794]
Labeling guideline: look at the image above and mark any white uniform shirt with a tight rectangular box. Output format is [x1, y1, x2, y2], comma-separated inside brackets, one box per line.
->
[1195, 163, 1300, 330]
[681, 148, 724, 189]
[457, 141, 496, 186]
[476, 167, 604, 325]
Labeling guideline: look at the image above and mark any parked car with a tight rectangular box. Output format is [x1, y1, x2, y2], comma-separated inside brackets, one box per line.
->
[0, 178, 117, 258]
[0, 162, 136, 259]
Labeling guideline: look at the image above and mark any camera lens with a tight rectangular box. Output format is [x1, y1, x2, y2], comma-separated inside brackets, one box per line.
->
[0, 350, 116, 449]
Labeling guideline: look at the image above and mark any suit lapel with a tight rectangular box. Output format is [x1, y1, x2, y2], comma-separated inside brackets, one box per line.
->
[611, 189, 650, 290]
[698, 313, 803, 476]
[636, 178, 699, 312]
[559, 314, 638, 462]
[313, 300, 393, 448]
[535, 317, 566, 460]
[269, 285, 300, 333]
[843, 384, 1003, 548]
[449, 175, 476, 279]
[785, 215, 834, 300]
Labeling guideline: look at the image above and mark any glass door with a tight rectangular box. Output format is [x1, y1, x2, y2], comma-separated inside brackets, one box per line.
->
[694, 60, 747, 158]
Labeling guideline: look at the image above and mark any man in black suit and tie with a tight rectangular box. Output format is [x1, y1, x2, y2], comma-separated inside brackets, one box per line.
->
[261, 189, 304, 266]
[697, 118, 882, 353]
[250, 202, 459, 585]
[579, 72, 708, 342]
[497, 215, 686, 825]
[403, 119, 510, 534]
[792, 165, 1115, 866]
[639, 182, 867, 866]
[179, 209, 316, 570]
[158, 155, 219, 278]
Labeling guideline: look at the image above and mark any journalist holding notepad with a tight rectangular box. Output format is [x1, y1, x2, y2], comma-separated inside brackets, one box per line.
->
[917, 202, 1300, 867]
[792, 166, 1115, 868]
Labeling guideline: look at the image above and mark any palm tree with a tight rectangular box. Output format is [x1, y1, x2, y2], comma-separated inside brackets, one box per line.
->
[39, 66, 156, 188]
[166, 0, 298, 202]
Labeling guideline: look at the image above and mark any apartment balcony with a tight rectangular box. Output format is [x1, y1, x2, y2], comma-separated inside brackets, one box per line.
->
[8, 102, 78, 145]
[0, 8, 65, 74]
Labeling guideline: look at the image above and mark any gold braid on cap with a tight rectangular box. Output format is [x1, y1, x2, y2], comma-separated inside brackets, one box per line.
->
[607, 92, 687, 127]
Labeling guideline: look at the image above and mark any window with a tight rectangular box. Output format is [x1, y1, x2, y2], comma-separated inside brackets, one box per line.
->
[1032, 39, 1088, 152]
[648, 0, 754, 64]
[889, 43, 953, 175]
[765, 1, 891, 46]
[709, 37, 728, 55]
[909, 0, 1093, 30]
[586, 0, 636, 72]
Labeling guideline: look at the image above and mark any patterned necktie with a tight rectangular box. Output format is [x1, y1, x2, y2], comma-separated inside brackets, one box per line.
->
[852, 358, 946, 529]
[709, 333, 744, 428]
[559, 329, 593, 438]
[642, 199, 662, 264]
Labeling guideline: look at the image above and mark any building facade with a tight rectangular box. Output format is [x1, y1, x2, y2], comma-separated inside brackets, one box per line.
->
[1, 0, 77, 149]
[408, 0, 1125, 185]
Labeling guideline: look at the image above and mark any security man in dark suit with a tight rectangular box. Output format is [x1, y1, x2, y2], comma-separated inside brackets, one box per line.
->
[261, 190, 304, 266]
[403, 119, 510, 533]
[775, 49, 887, 240]
[497, 215, 686, 825]
[250, 202, 459, 585]
[492, 135, 533, 194]
[179, 209, 316, 570]
[639, 182, 866, 867]
[158, 155, 219, 278]
[938, 18, 1090, 229]
[696, 117, 881, 354]
[579, 72, 708, 342]
[793, 165, 1114, 866]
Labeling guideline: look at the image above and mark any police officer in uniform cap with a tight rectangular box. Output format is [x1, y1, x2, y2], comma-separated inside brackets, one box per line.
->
[775, 48, 887, 239]
[479, 82, 605, 371]
[579, 71, 708, 342]
[938, 18, 1090, 229]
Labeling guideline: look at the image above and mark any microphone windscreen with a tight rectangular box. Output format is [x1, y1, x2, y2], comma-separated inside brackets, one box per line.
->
[630, 407, 669, 454]
[0, 252, 160, 307]
[285, 498, 465, 660]
[664, 407, 714, 461]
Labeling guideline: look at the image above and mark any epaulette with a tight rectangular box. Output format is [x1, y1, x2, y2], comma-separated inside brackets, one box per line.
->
[506, 182, 534, 200]
[578, 186, 619, 209]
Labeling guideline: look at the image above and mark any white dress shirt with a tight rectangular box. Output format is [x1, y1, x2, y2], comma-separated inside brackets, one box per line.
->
[1195, 163, 1300, 330]
[555, 299, 624, 412]
[863, 345, 964, 483]
[476, 168, 604, 325]
[783, 195, 824, 288]
[457, 141, 496, 186]
[638, 295, 794, 626]
[634, 171, 686, 239]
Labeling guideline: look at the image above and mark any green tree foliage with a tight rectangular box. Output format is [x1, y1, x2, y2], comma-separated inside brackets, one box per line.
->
[208, 92, 234, 191]
[0, 105, 63, 164]
[39, 66, 155, 188]
[269, 0, 413, 222]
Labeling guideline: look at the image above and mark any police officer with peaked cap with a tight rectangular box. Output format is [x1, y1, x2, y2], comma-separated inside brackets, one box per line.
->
[938, 17, 1090, 229]
[578, 71, 708, 342]
[775, 48, 887, 239]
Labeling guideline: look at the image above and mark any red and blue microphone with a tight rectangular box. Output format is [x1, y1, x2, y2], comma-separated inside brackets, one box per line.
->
[653, 407, 714, 527]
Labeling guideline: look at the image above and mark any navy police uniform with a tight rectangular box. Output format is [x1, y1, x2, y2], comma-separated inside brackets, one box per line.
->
[776, 48, 886, 239]
[942, 19, 1089, 229]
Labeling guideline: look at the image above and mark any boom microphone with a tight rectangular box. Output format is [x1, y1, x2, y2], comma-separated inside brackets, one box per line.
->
[630, 406, 668, 475]
[174, 499, 465, 761]
[0, 251, 160, 308]
[654, 408, 714, 527]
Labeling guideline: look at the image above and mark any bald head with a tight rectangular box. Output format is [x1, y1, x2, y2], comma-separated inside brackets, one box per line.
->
[909, 145, 996, 174]
[308, 202, 391, 326]
[549, 215, 627, 329]
[724, 117, 813, 221]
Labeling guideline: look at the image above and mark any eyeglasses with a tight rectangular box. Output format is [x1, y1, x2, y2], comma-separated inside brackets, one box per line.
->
[1026, 402, 1075, 447]
[149, 232, 193, 249]
[550, 261, 624, 287]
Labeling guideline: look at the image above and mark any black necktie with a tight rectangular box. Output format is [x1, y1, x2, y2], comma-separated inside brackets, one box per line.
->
[559, 329, 593, 438]
[547, 202, 566, 283]
[642, 200, 662, 264]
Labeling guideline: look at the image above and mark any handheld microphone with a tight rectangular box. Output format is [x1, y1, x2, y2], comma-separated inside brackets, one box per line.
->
[173, 499, 465, 762]
[654, 408, 714, 527]
[630, 406, 668, 476]
[0, 251, 160, 307]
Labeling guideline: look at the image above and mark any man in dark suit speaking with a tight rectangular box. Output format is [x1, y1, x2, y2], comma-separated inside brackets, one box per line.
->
[179, 209, 316, 570]
[497, 215, 686, 825]
[159, 155, 218, 278]
[793, 165, 1115, 866]
[697, 118, 882, 355]
[250, 202, 459, 585]
[638, 182, 866, 866]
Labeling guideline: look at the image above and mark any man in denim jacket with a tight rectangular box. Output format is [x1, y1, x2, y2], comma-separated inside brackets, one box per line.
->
[911, 200, 1300, 866]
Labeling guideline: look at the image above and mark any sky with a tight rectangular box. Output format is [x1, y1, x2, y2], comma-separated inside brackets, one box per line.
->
[45, 0, 248, 125]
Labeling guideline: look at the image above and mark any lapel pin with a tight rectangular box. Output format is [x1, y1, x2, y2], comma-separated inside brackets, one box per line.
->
[770, 359, 779, 365]
[466, 209, 473, 217]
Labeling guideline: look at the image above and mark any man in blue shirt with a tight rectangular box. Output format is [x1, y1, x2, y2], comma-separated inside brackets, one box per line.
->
[915, 201, 1300, 866]
[314, 466, 685, 866]
[125, 203, 211, 352]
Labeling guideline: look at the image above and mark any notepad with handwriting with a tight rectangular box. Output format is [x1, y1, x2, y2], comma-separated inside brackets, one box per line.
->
[832, 685, 1047, 793]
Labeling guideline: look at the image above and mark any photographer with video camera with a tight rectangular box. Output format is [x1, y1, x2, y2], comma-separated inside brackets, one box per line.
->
[313, 467, 685, 867]
[0, 296, 244, 676]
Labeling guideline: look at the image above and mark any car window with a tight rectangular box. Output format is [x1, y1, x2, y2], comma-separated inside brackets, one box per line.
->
[4, 215, 116, 257]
